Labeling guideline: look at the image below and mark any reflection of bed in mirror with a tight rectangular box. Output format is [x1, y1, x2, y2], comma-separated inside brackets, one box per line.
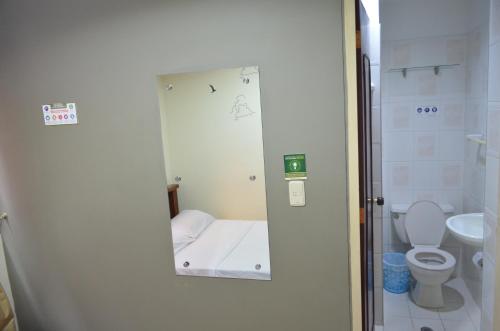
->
[168, 189, 270, 281]
[159, 66, 271, 281]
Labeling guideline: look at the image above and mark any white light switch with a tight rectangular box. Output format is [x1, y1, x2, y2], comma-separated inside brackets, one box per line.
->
[289, 181, 305, 206]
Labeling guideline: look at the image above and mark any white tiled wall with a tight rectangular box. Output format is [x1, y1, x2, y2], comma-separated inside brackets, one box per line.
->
[381, 1, 491, 315]
[379, 0, 497, 329]
[463, 23, 489, 215]
[381, 35, 467, 255]
[461, 13, 490, 308]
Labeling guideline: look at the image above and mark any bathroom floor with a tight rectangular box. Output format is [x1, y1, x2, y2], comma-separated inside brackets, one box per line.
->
[382, 278, 481, 331]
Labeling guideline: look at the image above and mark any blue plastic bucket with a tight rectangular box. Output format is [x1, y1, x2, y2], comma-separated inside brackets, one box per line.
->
[383, 252, 410, 294]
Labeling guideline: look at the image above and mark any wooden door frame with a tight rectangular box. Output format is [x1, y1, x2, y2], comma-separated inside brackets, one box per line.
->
[343, 0, 363, 331]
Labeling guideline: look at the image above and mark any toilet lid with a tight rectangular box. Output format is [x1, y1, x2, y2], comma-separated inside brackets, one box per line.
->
[406, 247, 456, 271]
[405, 200, 446, 247]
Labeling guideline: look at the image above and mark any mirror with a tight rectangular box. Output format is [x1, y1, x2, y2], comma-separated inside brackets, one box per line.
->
[157, 66, 271, 280]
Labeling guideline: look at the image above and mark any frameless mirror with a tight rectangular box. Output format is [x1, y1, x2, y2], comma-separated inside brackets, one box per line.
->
[157, 66, 271, 280]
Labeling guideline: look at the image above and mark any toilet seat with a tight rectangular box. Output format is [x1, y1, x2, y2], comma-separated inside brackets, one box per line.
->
[406, 247, 456, 271]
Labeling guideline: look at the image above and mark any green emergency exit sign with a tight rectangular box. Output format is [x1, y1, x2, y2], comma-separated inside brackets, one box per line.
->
[284, 154, 307, 180]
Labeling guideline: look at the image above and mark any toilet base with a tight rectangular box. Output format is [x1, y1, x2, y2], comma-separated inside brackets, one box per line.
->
[410, 282, 444, 308]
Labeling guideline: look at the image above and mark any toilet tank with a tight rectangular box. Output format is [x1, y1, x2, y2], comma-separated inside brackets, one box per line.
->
[391, 202, 455, 244]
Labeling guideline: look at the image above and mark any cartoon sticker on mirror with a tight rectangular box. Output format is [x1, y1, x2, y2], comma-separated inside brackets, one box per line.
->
[231, 95, 255, 120]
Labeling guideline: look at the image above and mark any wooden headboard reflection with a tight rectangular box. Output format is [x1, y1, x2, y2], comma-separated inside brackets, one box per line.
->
[167, 184, 179, 219]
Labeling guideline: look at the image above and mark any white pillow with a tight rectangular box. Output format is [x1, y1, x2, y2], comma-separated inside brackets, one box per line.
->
[171, 210, 216, 254]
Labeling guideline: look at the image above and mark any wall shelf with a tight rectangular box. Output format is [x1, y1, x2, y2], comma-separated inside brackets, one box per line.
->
[466, 134, 486, 145]
[387, 64, 460, 78]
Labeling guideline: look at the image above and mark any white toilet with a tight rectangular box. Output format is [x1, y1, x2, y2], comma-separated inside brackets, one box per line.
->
[397, 201, 456, 308]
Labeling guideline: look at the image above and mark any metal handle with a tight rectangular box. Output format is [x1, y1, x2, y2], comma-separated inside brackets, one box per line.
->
[367, 197, 384, 206]
[0, 213, 7, 221]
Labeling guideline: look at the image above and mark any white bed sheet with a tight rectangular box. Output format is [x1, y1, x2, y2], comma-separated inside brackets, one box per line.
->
[215, 221, 271, 280]
[174, 220, 253, 277]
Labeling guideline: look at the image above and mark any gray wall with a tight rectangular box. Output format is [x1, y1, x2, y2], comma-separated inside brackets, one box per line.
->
[0, 1, 351, 330]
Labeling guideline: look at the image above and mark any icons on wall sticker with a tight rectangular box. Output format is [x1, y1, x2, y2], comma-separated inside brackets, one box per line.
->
[42, 103, 78, 126]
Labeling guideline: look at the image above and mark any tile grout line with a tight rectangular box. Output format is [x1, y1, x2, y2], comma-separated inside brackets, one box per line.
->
[438, 309, 449, 331]
[465, 305, 480, 331]
[462, 303, 475, 331]
[459, 278, 480, 331]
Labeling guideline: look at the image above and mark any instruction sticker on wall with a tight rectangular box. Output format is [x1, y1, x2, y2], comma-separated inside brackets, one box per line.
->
[42, 103, 78, 126]
[284, 154, 307, 180]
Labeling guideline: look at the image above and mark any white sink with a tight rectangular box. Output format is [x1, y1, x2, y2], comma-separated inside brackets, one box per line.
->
[446, 213, 484, 248]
